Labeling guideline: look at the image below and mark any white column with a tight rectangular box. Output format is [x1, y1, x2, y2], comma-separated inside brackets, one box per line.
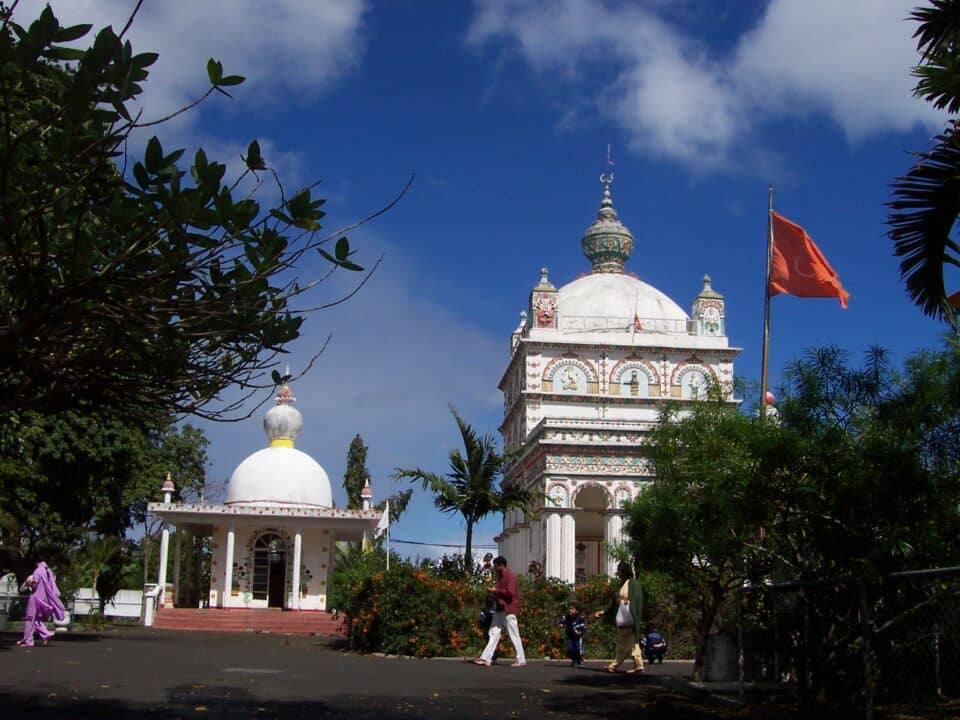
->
[545, 512, 562, 579]
[292, 528, 303, 610]
[172, 527, 182, 607]
[561, 512, 576, 584]
[520, 525, 530, 575]
[157, 522, 170, 607]
[222, 526, 235, 609]
[605, 513, 624, 576]
[531, 517, 542, 570]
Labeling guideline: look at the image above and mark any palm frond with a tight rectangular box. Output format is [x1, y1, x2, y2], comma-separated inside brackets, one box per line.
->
[912, 0, 960, 62]
[911, 0, 960, 114]
[887, 124, 960, 324]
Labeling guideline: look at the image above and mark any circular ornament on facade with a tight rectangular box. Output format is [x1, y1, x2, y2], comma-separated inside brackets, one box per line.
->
[547, 483, 568, 508]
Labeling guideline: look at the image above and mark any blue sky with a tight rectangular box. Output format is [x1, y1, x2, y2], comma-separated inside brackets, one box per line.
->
[19, 1, 951, 557]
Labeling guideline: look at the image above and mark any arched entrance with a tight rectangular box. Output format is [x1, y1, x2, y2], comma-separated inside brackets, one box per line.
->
[573, 484, 609, 579]
[253, 533, 288, 608]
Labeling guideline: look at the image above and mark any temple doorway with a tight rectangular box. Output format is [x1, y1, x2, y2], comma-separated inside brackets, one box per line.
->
[253, 533, 288, 608]
[574, 484, 609, 579]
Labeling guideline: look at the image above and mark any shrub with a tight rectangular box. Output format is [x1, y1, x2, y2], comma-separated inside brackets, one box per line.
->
[329, 551, 698, 660]
[330, 550, 478, 657]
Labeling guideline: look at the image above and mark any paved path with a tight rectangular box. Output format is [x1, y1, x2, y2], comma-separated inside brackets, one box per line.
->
[0, 628, 753, 719]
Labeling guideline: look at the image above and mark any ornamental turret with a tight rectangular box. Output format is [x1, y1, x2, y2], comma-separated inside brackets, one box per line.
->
[263, 384, 302, 449]
[529, 267, 558, 330]
[691, 274, 726, 337]
[581, 173, 635, 273]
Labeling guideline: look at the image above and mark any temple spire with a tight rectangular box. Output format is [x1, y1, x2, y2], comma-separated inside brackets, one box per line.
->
[581, 158, 635, 273]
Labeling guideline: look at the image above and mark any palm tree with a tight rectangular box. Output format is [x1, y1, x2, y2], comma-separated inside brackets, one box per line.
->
[78, 534, 123, 615]
[888, 0, 960, 325]
[393, 407, 534, 574]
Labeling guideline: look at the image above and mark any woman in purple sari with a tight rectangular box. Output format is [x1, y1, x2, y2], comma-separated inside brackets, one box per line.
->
[17, 561, 65, 647]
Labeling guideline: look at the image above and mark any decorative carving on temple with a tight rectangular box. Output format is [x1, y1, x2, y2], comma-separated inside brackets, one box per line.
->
[542, 356, 598, 394]
[671, 361, 719, 399]
[609, 358, 659, 397]
[614, 485, 632, 508]
[534, 294, 556, 328]
[529, 268, 558, 329]
[546, 482, 569, 508]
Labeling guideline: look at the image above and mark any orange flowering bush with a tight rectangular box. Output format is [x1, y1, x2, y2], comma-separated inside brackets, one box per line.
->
[330, 551, 480, 657]
[330, 552, 692, 659]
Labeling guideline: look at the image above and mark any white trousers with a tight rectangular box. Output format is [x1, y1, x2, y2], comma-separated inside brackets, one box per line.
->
[480, 611, 526, 664]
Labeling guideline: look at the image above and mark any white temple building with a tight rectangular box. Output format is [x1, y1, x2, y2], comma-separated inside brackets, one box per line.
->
[148, 384, 382, 611]
[496, 174, 740, 582]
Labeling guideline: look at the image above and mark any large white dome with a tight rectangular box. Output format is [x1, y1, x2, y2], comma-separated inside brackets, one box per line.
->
[559, 272, 689, 324]
[224, 383, 333, 508]
[226, 446, 332, 508]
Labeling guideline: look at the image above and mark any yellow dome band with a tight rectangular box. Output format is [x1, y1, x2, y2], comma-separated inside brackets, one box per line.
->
[269, 438, 295, 449]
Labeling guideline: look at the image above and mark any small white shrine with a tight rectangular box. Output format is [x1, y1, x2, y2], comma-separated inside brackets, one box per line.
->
[496, 174, 740, 582]
[148, 384, 382, 611]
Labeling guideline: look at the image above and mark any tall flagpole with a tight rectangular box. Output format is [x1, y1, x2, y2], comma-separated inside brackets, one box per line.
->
[759, 185, 775, 421]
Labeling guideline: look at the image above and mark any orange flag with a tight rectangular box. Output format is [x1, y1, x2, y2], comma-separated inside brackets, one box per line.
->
[769, 211, 849, 309]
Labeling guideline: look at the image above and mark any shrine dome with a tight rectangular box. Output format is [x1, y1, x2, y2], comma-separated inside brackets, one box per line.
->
[559, 273, 688, 324]
[557, 174, 688, 327]
[226, 384, 333, 508]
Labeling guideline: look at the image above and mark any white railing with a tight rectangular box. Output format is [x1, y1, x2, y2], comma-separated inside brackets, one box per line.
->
[142, 584, 161, 626]
[72, 588, 144, 618]
[560, 315, 689, 335]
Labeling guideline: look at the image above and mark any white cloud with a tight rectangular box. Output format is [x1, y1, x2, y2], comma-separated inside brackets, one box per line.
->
[12, 0, 368, 167]
[468, 0, 942, 170]
[196, 226, 507, 543]
[733, 0, 937, 139]
[13, 1, 367, 115]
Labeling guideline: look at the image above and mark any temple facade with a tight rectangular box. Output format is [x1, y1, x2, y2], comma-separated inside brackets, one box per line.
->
[496, 175, 740, 582]
[148, 385, 382, 612]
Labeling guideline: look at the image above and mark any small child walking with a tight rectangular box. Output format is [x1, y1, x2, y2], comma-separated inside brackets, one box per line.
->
[560, 604, 586, 667]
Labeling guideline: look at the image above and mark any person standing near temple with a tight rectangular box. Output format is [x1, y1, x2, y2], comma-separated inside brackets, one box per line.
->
[595, 561, 644, 673]
[473, 556, 526, 667]
[17, 561, 65, 647]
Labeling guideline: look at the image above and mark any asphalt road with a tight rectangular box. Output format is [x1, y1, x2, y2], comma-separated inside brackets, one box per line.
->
[0, 628, 753, 719]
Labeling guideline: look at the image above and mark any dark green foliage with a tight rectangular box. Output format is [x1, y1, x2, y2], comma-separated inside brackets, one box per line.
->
[343, 434, 371, 510]
[0, 411, 208, 581]
[0, 2, 405, 583]
[627, 396, 778, 679]
[628, 340, 960, 687]
[0, 5, 403, 425]
[888, 1, 960, 324]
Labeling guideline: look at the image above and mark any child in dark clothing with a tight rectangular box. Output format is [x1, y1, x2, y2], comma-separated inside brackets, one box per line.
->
[560, 604, 586, 667]
[643, 626, 668, 664]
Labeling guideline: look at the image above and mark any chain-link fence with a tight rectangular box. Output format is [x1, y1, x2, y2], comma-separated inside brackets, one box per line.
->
[737, 567, 960, 719]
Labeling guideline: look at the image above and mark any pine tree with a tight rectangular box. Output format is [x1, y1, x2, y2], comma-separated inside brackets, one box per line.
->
[343, 434, 371, 509]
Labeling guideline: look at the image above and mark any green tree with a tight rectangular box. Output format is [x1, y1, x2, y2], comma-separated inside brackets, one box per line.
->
[0, 5, 408, 425]
[76, 533, 123, 615]
[774, 345, 960, 577]
[888, 0, 960, 324]
[343, 434, 371, 509]
[629, 342, 960, 687]
[0, 412, 209, 581]
[393, 408, 534, 575]
[127, 423, 209, 584]
[626, 398, 776, 680]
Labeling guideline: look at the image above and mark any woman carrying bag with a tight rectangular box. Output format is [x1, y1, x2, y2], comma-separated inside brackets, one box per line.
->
[594, 561, 644, 673]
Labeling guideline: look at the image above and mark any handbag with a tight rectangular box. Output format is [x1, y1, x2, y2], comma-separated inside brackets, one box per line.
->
[615, 601, 633, 628]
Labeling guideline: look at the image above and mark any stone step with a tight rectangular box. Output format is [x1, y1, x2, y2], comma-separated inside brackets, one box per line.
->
[152, 609, 347, 636]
